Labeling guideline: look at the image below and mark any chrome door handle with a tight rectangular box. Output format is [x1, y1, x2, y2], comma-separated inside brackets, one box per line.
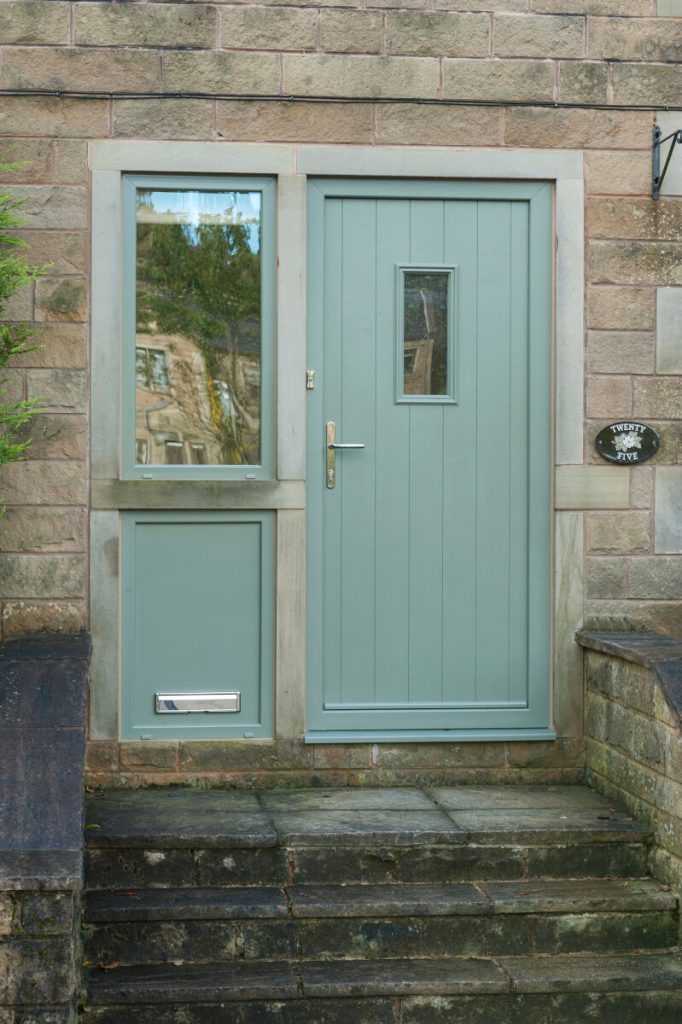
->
[326, 422, 365, 489]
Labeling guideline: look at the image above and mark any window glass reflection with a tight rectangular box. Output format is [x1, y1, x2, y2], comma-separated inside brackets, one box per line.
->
[403, 271, 449, 397]
[135, 188, 262, 466]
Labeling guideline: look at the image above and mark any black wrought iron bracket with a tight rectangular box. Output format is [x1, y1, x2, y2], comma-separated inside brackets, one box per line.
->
[652, 123, 682, 200]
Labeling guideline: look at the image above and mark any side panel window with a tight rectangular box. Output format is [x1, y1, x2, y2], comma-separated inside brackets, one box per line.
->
[122, 175, 275, 479]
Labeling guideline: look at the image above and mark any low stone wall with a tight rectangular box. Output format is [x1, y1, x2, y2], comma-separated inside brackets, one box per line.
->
[580, 632, 682, 895]
[0, 634, 90, 1022]
[84, 736, 585, 790]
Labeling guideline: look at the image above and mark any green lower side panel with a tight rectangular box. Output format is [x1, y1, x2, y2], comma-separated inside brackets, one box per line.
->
[121, 511, 274, 740]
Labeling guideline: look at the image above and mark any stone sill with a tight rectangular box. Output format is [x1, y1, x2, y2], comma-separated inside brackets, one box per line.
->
[577, 630, 682, 727]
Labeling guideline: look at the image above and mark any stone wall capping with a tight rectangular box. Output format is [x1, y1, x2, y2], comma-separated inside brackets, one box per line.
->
[578, 630, 682, 724]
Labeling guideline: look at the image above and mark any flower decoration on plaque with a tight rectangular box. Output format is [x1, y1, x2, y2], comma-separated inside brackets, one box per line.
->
[595, 422, 660, 465]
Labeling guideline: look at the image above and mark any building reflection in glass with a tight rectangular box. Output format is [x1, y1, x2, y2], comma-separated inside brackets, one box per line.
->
[134, 188, 262, 466]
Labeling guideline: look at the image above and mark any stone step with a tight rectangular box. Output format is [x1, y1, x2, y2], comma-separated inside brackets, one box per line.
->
[83, 879, 678, 967]
[84, 953, 682, 1023]
[84, 786, 652, 889]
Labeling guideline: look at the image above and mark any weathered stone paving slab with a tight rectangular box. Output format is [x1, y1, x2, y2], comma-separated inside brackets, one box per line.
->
[88, 961, 299, 1003]
[480, 879, 677, 914]
[86, 790, 275, 848]
[298, 957, 510, 997]
[447, 808, 646, 845]
[85, 886, 289, 922]
[269, 809, 464, 846]
[260, 787, 436, 812]
[501, 952, 682, 993]
[287, 882, 488, 917]
[429, 785, 616, 812]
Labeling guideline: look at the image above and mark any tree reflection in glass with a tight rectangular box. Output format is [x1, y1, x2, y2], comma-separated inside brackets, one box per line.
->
[134, 188, 262, 467]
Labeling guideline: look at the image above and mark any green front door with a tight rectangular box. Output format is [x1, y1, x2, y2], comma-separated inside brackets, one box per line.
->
[307, 179, 553, 740]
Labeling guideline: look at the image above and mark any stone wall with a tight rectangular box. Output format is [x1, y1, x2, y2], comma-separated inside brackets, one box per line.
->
[582, 632, 682, 895]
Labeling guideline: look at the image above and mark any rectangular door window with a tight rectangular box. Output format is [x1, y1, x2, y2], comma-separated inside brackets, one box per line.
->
[397, 266, 456, 403]
[122, 175, 275, 480]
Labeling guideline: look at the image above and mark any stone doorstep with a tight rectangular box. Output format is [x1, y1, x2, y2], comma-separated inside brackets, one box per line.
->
[84, 786, 649, 850]
[83, 879, 677, 923]
[86, 953, 682, 1005]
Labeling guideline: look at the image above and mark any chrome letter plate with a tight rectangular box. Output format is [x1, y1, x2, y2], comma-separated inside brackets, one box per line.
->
[155, 692, 241, 714]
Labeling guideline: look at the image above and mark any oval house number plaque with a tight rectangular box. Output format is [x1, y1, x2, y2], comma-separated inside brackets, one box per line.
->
[595, 422, 660, 465]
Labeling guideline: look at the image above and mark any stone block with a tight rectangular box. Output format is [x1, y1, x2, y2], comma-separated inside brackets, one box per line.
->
[629, 556, 682, 599]
[320, 11, 384, 53]
[586, 511, 651, 554]
[534, 0, 653, 10]
[0, 1, 70, 45]
[3, 284, 33, 322]
[588, 16, 682, 62]
[0, 508, 86, 554]
[21, 413, 86, 460]
[312, 745, 373, 769]
[630, 465, 653, 509]
[586, 151, 651, 196]
[0, 938, 74, 1004]
[17, 231, 87, 276]
[588, 197, 682, 241]
[216, 100, 374, 143]
[6, 187, 87, 231]
[178, 740, 313, 772]
[163, 52, 280, 94]
[589, 241, 682, 287]
[34, 279, 87, 323]
[386, 12, 490, 57]
[656, 287, 682, 374]
[585, 652, 657, 717]
[0, 897, 14, 936]
[633, 376, 682, 418]
[25, 370, 86, 412]
[85, 742, 119, 773]
[0, 371, 25, 407]
[444, 58, 554, 102]
[220, 7, 317, 50]
[434, 0, 526, 9]
[586, 331, 654, 374]
[9, 325, 87, 370]
[21, 893, 75, 936]
[53, 141, 88, 185]
[113, 99, 214, 140]
[0, 555, 85, 599]
[612, 64, 682, 107]
[506, 738, 584, 768]
[584, 599, 682, 637]
[0, 461, 87, 505]
[0, 601, 85, 641]
[0, 141, 53, 185]
[495, 14, 584, 58]
[655, 467, 682, 554]
[585, 375, 632, 418]
[586, 557, 627, 599]
[74, 1, 217, 48]
[119, 743, 178, 772]
[1, 47, 162, 94]
[505, 107, 650, 149]
[375, 104, 500, 145]
[587, 285, 655, 330]
[0, 96, 110, 139]
[374, 744, 506, 769]
[284, 54, 441, 99]
[559, 61, 609, 104]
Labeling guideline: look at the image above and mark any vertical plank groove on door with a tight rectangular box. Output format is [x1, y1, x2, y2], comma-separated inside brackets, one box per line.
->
[322, 198, 343, 704]
[339, 198, 378, 706]
[475, 201, 513, 703]
[374, 200, 410, 705]
[508, 201, 531, 705]
[407, 200, 445, 704]
[442, 200, 478, 704]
